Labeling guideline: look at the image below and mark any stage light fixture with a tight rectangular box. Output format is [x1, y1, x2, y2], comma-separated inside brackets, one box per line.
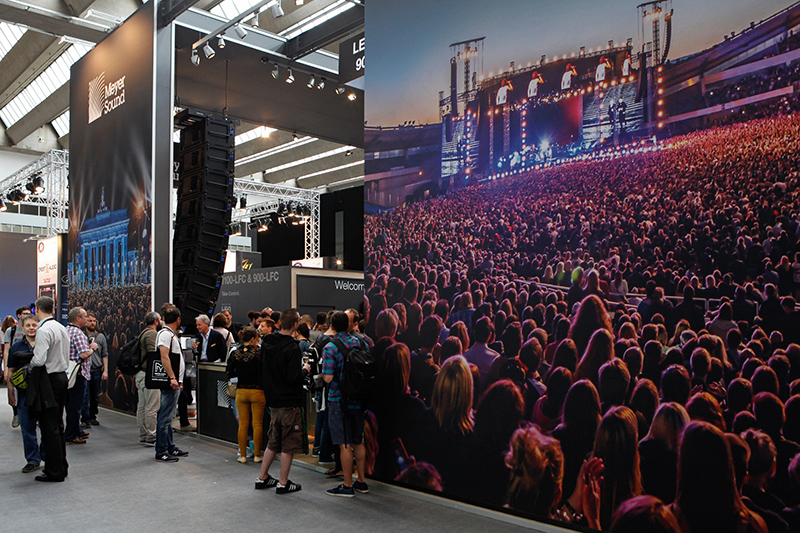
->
[272, 64, 280, 79]
[234, 24, 247, 39]
[191, 49, 200, 66]
[657, 99, 664, 106]
[286, 68, 294, 83]
[307, 75, 315, 89]
[335, 85, 345, 95]
[261, 127, 270, 138]
[347, 92, 357, 101]
[272, 0, 284, 18]
[292, 132, 298, 141]
[250, 14, 259, 28]
[345, 150, 352, 156]
[203, 42, 215, 59]
[317, 77, 325, 90]
[239, 195, 247, 208]
[658, 122, 664, 128]
[0, 197, 5, 211]
[218, 35, 226, 48]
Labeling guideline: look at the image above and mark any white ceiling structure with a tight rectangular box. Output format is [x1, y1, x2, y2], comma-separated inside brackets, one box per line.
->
[0, 0, 364, 193]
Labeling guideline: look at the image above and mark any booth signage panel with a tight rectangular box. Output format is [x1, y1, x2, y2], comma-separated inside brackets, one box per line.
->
[216, 266, 292, 323]
[339, 32, 365, 84]
[68, 1, 156, 413]
[295, 274, 365, 316]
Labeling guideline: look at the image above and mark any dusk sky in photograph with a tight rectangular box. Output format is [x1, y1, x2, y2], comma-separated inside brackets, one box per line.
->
[365, 0, 796, 127]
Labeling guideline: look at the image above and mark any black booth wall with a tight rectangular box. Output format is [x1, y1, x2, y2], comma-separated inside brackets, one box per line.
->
[254, 221, 305, 267]
[321, 185, 364, 271]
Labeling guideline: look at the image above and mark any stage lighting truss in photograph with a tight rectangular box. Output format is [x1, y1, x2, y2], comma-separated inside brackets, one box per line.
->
[231, 179, 320, 259]
[0, 150, 69, 236]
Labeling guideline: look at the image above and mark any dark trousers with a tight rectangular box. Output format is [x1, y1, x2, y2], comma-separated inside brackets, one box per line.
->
[82, 368, 102, 422]
[178, 376, 193, 427]
[65, 374, 87, 440]
[39, 371, 68, 479]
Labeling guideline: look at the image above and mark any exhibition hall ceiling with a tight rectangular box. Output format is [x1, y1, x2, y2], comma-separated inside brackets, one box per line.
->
[0, 0, 363, 192]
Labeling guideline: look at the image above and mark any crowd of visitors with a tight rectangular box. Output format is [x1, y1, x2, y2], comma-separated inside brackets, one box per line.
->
[362, 113, 800, 530]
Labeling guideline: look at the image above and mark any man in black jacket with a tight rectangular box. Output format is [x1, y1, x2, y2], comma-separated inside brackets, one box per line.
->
[255, 308, 310, 494]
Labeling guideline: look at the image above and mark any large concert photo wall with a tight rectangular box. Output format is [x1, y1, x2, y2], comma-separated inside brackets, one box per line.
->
[68, 2, 155, 413]
[364, 0, 800, 530]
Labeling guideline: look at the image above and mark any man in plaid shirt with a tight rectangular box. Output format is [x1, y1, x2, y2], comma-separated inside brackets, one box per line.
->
[65, 307, 97, 445]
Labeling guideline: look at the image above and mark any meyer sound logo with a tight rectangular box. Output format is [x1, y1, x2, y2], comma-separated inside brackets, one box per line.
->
[88, 71, 126, 124]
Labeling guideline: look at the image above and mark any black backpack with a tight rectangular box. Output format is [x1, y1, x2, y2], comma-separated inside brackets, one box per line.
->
[116, 331, 144, 376]
[331, 336, 377, 403]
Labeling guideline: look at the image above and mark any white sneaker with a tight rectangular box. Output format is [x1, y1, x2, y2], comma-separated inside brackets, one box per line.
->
[11, 415, 19, 428]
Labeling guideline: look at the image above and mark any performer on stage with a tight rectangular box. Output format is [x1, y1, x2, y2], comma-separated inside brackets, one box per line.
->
[528, 71, 544, 98]
[561, 64, 577, 90]
[596, 56, 613, 82]
[622, 52, 632, 77]
[496, 78, 513, 105]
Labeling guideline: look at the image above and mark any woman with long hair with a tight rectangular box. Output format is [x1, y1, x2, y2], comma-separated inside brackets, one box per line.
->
[592, 405, 642, 529]
[575, 328, 614, 386]
[372, 342, 427, 479]
[639, 402, 689, 505]
[569, 294, 613, 357]
[417, 355, 475, 495]
[671, 421, 767, 533]
[225, 326, 266, 463]
[552, 379, 602, 502]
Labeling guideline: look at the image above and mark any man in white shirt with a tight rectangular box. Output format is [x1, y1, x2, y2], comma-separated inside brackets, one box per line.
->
[154, 305, 188, 462]
[30, 296, 70, 481]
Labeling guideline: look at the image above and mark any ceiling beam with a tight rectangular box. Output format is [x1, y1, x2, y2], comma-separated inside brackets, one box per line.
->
[0, 0, 112, 43]
[281, 1, 363, 59]
[5, 82, 67, 144]
[0, 33, 66, 108]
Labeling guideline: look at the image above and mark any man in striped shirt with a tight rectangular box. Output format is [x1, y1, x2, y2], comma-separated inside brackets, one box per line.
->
[64, 307, 96, 445]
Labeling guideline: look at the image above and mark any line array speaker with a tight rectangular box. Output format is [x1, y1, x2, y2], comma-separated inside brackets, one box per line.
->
[173, 110, 235, 324]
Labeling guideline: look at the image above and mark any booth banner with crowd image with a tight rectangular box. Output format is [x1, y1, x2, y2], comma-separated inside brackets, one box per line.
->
[67, 2, 156, 413]
[364, 0, 800, 529]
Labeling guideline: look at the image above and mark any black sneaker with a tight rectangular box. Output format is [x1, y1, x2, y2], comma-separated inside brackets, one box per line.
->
[156, 453, 179, 462]
[169, 447, 189, 457]
[275, 480, 301, 494]
[21, 463, 41, 474]
[353, 480, 369, 494]
[326, 483, 355, 497]
[255, 475, 278, 490]
[90, 419, 100, 426]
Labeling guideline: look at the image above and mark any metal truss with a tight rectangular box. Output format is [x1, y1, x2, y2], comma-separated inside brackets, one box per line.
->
[232, 178, 320, 259]
[0, 150, 69, 236]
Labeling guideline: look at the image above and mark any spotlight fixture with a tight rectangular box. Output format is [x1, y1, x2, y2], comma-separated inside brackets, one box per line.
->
[234, 24, 247, 39]
[8, 189, 26, 205]
[27, 175, 45, 194]
[250, 14, 259, 28]
[335, 85, 345, 95]
[317, 77, 325, 90]
[347, 92, 357, 101]
[218, 35, 226, 48]
[191, 49, 200, 66]
[0, 197, 5, 211]
[345, 150, 352, 156]
[285, 68, 294, 83]
[261, 127, 270, 138]
[203, 42, 215, 59]
[292, 132, 298, 141]
[272, 0, 284, 18]
[272, 64, 279, 79]
[239, 195, 247, 209]
[307, 75, 315, 89]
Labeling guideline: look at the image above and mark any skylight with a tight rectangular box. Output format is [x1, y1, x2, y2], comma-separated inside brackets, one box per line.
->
[279, 0, 354, 40]
[235, 126, 277, 145]
[0, 22, 26, 63]
[210, 0, 264, 21]
[0, 43, 93, 128]
[51, 110, 70, 137]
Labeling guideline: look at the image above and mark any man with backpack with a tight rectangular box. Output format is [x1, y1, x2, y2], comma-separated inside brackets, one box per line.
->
[136, 312, 161, 446]
[323, 311, 374, 497]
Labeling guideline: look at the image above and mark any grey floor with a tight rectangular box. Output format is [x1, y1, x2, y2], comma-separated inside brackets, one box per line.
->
[0, 385, 572, 532]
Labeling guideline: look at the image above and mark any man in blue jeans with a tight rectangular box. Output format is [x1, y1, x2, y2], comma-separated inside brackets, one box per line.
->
[81, 312, 108, 428]
[154, 305, 188, 462]
[8, 314, 44, 473]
